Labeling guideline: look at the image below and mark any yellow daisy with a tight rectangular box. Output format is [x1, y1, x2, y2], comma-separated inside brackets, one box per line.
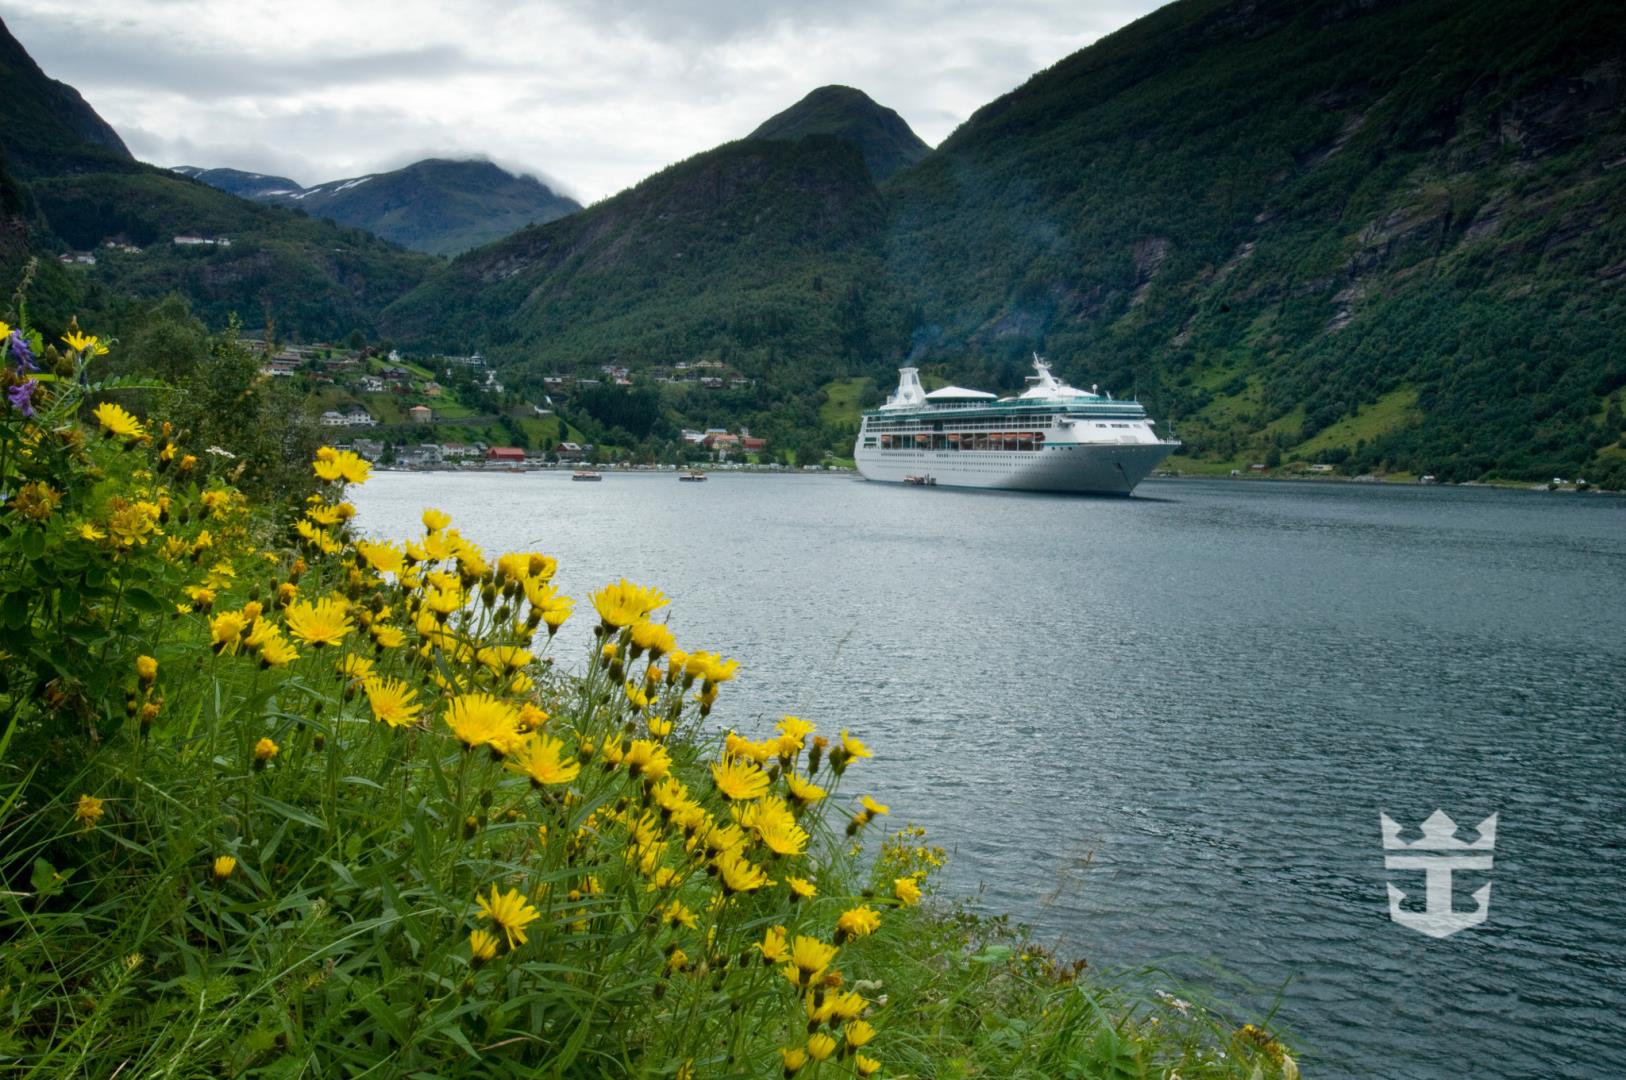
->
[475, 884, 540, 949]
[285, 596, 354, 647]
[363, 677, 422, 728]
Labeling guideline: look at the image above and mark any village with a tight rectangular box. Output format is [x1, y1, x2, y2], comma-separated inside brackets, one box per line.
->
[242, 337, 785, 471]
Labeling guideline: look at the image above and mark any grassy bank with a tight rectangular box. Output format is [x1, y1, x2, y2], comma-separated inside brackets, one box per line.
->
[0, 322, 1297, 1077]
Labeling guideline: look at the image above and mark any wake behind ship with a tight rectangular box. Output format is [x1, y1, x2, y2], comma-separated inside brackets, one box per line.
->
[854, 357, 1179, 495]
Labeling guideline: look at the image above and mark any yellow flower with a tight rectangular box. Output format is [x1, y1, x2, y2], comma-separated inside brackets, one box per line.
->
[78, 522, 107, 541]
[894, 876, 922, 906]
[422, 508, 452, 532]
[312, 447, 371, 484]
[212, 855, 237, 880]
[475, 884, 541, 949]
[92, 401, 146, 440]
[837, 905, 881, 941]
[477, 645, 532, 676]
[63, 329, 108, 356]
[135, 654, 158, 684]
[806, 1033, 837, 1062]
[740, 796, 808, 856]
[105, 500, 160, 549]
[285, 596, 354, 647]
[687, 650, 739, 684]
[11, 481, 61, 522]
[629, 619, 676, 657]
[756, 925, 790, 964]
[784, 772, 825, 805]
[841, 730, 873, 760]
[506, 734, 581, 786]
[363, 677, 422, 728]
[259, 634, 300, 668]
[74, 793, 106, 828]
[780, 1047, 808, 1074]
[623, 739, 672, 780]
[714, 849, 771, 895]
[711, 756, 769, 801]
[624, 680, 653, 710]
[843, 1018, 876, 1045]
[660, 900, 699, 929]
[590, 578, 669, 628]
[254, 737, 280, 763]
[371, 623, 406, 649]
[210, 611, 247, 654]
[443, 693, 520, 752]
[854, 1052, 881, 1077]
[424, 586, 463, 618]
[860, 795, 889, 816]
[305, 502, 345, 527]
[786, 876, 817, 901]
[469, 927, 500, 963]
[356, 539, 405, 575]
[336, 654, 374, 681]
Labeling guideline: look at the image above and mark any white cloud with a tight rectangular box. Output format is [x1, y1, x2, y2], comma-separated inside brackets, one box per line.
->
[3, 0, 1163, 200]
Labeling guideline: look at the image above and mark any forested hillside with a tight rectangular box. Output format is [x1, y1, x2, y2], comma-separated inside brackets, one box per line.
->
[381, 135, 908, 440]
[885, 0, 1626, 482]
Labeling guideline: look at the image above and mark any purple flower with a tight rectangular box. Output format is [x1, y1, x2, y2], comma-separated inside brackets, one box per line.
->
[7, 331, 36, 372]
[7, 379, 37, 417]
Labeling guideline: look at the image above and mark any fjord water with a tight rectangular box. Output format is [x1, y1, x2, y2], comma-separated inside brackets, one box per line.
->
[353, 473, 1626, 1078]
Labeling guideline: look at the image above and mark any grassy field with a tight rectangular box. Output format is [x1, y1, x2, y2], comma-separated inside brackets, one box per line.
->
[819, 376, 873, 428]
[1291, 387, 1421, 458]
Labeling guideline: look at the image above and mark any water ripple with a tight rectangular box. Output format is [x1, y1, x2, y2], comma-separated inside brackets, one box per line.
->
[354, 473, 1626, 1079]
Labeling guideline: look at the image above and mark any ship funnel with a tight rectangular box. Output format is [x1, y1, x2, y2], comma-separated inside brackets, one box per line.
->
[885, 367, 927, 409]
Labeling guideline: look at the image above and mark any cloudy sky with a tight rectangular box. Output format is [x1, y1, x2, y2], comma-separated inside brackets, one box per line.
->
[4, 0, 1164, 202]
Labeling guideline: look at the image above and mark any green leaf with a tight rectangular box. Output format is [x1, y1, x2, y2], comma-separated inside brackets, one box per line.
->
[254, 793, 327, 831]
[30, 857, 69, 899]
[0, 592, 28, 630]
[123, 587, 164, 613]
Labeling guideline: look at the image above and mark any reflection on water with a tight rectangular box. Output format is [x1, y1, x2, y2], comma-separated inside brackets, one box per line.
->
[353, 472, 1626, 1078]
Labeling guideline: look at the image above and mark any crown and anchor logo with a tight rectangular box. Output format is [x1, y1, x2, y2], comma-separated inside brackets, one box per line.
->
[1380, 809, 1497, 939]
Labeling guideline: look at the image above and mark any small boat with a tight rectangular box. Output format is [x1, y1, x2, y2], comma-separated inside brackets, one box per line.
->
[571, 470, 602, 482]
[679, 471, 707, 482]
[903, 474, 936, 486]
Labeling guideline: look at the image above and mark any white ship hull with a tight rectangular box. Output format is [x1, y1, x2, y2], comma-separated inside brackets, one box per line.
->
[855, 441, 1175, 495]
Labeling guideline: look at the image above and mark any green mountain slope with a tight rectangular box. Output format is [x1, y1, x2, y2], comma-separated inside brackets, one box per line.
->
[183, 158, 582, 256]
[750, 85, 930, 182]
[0, 14, 132, 178]
[382, 136, 901, 396]
[884, 0, 1626, 481]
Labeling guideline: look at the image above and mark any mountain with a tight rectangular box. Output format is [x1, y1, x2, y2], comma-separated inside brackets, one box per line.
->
[171, 166, 305, 199]
[183, 158, 582, 256]
[0, 17, 433, 341]
[392, 0, 1624, 485]
[883, 0, 1626, 483]
[0, 15, 132, 178]
[381, 136, 900, 413]
[749, 85, 930, 182]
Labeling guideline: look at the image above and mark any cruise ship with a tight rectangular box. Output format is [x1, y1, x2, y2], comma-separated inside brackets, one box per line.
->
[853, 356, 1179, 495]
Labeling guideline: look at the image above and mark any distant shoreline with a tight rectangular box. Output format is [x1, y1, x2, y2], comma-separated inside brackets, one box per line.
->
[1151, 471, 1620, 495]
